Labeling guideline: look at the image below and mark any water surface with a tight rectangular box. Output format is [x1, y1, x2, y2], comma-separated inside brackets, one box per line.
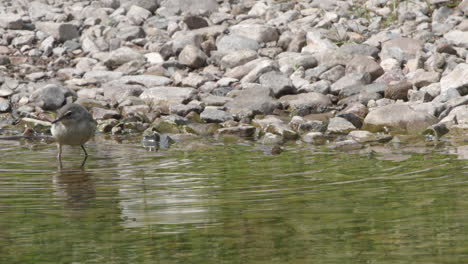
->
[1, 137, 468, 263]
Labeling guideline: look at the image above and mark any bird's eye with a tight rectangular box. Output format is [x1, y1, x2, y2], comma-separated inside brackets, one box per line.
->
[64, 111, 72, 117]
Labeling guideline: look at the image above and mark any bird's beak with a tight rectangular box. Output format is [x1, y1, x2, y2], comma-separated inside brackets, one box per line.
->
[52, 116, 64, 124]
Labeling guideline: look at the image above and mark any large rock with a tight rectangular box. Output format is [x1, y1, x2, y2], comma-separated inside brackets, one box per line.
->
[252, 115, 297, 139]
[220, 49, 258, 69]
[178, 45, 207, 68]
[200, 108, 233, 123]
[380, 38, 424, 63]
[30, 84, 76, 111]
[345, 56, 384, 81]
[439, 105, 468, 127]
[327, 117, 356, 134]
[440, 63, 468, 96]
[384, 81, 412, 100]
[443, 30, 468, 48]
[279, 92, 332, 116]
[104, 47, 145, 69]
[35, 22, 79, 42]
[330, 72, 372, 95]
[225, 84, 280, 119]
[406, 69, 440, 88]
[259, 71, 295, 97]
[140, 86, 197, 105]
[0, 14, 23, 29]
[363, 104, 437, 133]
[120, 0, 159, 12]
[216, 34, 260, 53]
[126, 4, 153, 25]
[229, 24, 279, 43]
[160, 0, 218, 13]
[83, 71, 124, 83]
[103, 81, 144, 103]
[240, 59, 278, 84]
[118, 75, 172, 87]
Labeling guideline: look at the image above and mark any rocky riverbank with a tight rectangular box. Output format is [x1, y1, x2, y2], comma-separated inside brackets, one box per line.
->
[0, 0, 467, 150]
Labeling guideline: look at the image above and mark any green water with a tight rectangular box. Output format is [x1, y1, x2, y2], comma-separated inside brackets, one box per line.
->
[1, 137, 467, 263]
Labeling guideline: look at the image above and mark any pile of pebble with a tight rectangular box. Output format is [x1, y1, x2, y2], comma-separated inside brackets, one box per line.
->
[0, 0, 467, 148]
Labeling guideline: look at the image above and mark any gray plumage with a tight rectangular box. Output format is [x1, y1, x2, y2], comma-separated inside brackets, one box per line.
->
[51, 103, 96, 167]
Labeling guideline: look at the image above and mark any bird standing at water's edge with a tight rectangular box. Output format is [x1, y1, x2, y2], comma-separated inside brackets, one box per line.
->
[51, 103, 96, 168]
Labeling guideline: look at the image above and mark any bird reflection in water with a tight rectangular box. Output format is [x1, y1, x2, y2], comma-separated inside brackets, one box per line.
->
[52, 168, 96, 212]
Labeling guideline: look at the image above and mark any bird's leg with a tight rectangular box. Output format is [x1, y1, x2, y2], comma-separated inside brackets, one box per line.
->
[80, 145, 88, 168]
[81, 145, 88, 156]
[57, 143, 63, 170]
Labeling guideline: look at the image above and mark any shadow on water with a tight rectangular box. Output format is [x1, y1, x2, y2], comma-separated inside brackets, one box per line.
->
[0, 136, 467, 263]
[52, 169, 96, 212]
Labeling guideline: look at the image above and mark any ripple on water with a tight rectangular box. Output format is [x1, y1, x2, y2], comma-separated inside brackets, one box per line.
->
[1, 139, 468, 263]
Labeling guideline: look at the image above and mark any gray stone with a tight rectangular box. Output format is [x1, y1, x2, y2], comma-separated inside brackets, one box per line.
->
[118, 25, 145, 41]
[120, 0, 159, 12]
[302, 132, 326, 144]
[348, 130, 392, 143]
[363, 104, 438, 133]
[29, 1, 51, 21]
[253, 115, 297, 140]
[181, 73, 208, 88]
[92, 107, 121, 120]
[0, 14, 23, 29]
[140, 86, 197, 105]
[160, 0, 218, 14]
[330, 72, 372, 95]
[0, 98, 11, 113]
[229, 24, 278, 43]
[277, 52, 318, 71]
[12, 34, 35, 47]
[202, 95, 233, 106]
[35, 22, 79, 42]
[126, 5, 152, 25]
[171, 31, 203, 55]
[380, 38, 424, 63]
[119, 75, 172, 87]
[83, 71, 124, 83]
[316, 49, 354, 67]
[339, 83, 386, 99]
[216, 34, 260, 53]
[299, 80, 330, 94]
[384, 81, 412, 101]
[346, 56, 384, 81]
[217, 126, 256, 138]
[201, 108, 233, 123]
[170, 104, 203, 116]
[440, 63, 468, 96]
[375, 69, 406, 84]
[220, 49, 258, 69]
[440, 105, 468, 127]
[460, 0, 468, 15]
[0, 55, 10, 66]
[240, 59, 278, 84]
[178, 45, 207, 69]
[339, 43, 379, 58]
[406, 69, 440, 88]
[327, 117, 356, 134]
[184, 15, 209, 30]
[319, 65, 345, 83]
[302, 31, 338, 54]
[30, 84, 76, 111]
[225, 84, 280, 119]
[104, 47, 145, 69]
[259, 71, 295, 97]
[444, 30, 468, 48]
[279, 92, 332, 116]
[103, 81, 144, 103]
